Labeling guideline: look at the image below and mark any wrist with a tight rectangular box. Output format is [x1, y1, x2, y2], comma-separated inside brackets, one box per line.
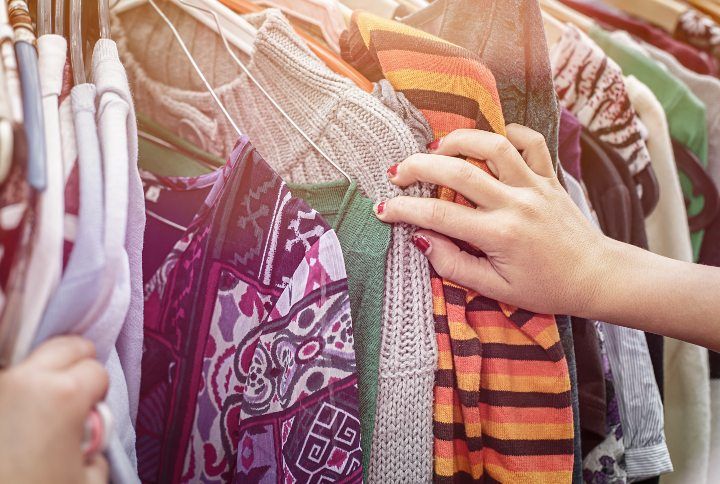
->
[571, 234, 629, 320]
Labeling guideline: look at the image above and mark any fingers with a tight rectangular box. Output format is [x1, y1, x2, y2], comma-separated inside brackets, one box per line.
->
[66, 359, 109, 413]
[505, 124, 555, 178]
[84, 455, 109, 484]
[24, 336, 96, 370]
[427, 129, 534, 185]
[388, 153, 509, 208]
[376, 196, 499, 246]
[412, 231, 509, 298]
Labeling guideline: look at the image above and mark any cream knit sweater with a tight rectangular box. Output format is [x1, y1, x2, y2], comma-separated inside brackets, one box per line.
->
[114, 6, 436, 482]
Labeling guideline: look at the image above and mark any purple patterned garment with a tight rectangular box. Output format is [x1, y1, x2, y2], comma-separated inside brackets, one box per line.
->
[137, 137, 363, 483]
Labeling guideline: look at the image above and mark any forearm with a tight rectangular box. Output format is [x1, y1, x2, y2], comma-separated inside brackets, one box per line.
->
[584, 237, 720, 351]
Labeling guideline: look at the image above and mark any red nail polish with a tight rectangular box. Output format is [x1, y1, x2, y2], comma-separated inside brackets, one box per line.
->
[412, 234, 431, 254]
[426, 139, 441, 151]
[387, 164, 399, 177]
[375, 201, 386, 215]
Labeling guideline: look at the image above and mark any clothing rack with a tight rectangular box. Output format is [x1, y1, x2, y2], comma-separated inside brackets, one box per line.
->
[1, 0, 720, 483]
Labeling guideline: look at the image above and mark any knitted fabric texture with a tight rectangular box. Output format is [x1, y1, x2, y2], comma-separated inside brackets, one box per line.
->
[113, 6, 437, 482]
[341, 12, 574, 483]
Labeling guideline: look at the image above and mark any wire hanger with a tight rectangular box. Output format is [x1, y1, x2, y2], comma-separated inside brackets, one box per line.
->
[178, 0, 353, 184]
[112, 0, 256, 55]
[146, 0, 243, 136]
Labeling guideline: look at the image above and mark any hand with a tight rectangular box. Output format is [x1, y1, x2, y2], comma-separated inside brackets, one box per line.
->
[0, 336, 110, 484]
[375, 124, 612, 317]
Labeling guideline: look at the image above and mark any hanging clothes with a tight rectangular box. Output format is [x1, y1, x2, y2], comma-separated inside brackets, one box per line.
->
[559, 0, 718, 76]
[588, 26, 709, 259]
[114, 7, 436, 482]
[137, 139, 363, 482]
[342, 12, 575, 483]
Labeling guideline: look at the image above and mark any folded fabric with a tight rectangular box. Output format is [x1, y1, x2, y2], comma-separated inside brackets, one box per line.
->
[342, 12, 574, 483]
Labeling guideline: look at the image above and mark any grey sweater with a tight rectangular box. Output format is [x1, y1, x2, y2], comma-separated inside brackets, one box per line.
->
[114, 6, 436, 482]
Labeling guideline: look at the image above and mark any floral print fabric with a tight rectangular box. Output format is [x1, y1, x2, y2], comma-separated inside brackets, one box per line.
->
[136, 138, 363, 483]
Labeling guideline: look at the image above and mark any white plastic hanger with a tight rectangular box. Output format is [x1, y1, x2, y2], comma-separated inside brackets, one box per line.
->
[539, 0, 594, 33]
[112, 0, 257, 55]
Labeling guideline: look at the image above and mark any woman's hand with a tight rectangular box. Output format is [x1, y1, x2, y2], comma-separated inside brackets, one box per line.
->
[0, 336, 109, 484]
[375, 124, 611, 317]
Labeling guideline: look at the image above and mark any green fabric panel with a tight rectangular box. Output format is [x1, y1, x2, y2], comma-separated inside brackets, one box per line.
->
[137, 112, 226, 169]
[289, 180, 391, 478]
[590, 26, 709, 259]
[137, 136, 213, 177]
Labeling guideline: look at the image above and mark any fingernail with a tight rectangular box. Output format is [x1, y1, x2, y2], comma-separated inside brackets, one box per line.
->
[426, 138, 442, 151]
[412, 234, 432, 255]
[374, 201, 386, 216]
[387, 163, 399, 178]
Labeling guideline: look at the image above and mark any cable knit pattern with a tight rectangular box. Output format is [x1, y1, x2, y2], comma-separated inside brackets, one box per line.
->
[113, 6, 436, 483]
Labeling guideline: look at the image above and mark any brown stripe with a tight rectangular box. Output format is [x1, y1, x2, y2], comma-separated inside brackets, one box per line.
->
[448, 337, 483, 358]
[481, 341, 564, 362]
[507, 307, 536, 327]
[466, 295, 502, 312]
[403, 89, 481, 123]
[434, 422, 484, 451]
[483, 435, 575, 456]
[435, 369, 456, 387]
[476, 388, 572, 408]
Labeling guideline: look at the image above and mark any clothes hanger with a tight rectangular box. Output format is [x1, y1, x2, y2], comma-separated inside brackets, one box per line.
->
[179, 0, 353, 184]
[219, 0, 373, 91]
[539, 0, 594, 32]
[635, 165, 661, 217]
[253, 0, 346, 51]
[70, 0, 86, 84]
[601, 0, 688, 33]
[339, 0, 400, 19]
[9, 0, 47, 190]
[146, 0, 244, 137]
[671, 139, 720, 231]
[112, 0, 257, 55]
[38, 0, 52, 36]
[54, 0, 64, 35]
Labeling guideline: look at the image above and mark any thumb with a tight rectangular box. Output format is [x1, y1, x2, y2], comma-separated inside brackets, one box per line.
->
[413, 230, 509, 299]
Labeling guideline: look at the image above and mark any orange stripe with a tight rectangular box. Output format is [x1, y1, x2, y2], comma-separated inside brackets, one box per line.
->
[480, 403, 574, 425]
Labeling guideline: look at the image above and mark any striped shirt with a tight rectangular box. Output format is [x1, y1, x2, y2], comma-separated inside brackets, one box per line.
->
[342, 12, 575, 483]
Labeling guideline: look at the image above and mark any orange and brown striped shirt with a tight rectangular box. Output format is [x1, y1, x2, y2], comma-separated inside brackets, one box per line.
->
[341, 12, 575, 483]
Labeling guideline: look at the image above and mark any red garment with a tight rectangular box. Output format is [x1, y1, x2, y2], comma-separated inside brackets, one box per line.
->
[560, 0, 718, 76]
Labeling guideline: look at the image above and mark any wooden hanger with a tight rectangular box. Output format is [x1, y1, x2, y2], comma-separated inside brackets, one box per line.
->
[685, 0, 720, 23]
[540, 0, 594, 32]
[672, 139, 720, 231]
[601, 0, 688, 33]
[220, 0, 373, 92]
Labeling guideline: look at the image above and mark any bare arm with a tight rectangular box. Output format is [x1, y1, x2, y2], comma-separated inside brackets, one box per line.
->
[375, 125, 720, 351]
